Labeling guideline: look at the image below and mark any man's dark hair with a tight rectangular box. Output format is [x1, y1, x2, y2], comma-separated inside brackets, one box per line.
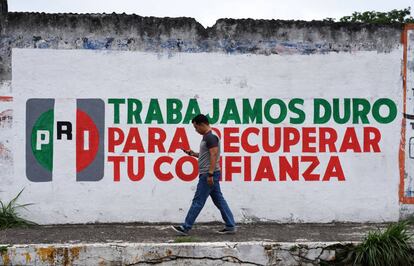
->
[191, 114, 210, 125]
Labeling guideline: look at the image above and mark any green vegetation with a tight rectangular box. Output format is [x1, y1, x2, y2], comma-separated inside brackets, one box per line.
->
[0, 189, 37, 230]
[353, 221, 413, 266]
[289, 245, 298, 252]
[325, 7, 414, 24]
[0, 245, 9, 255]
[173, 236, 200, 243]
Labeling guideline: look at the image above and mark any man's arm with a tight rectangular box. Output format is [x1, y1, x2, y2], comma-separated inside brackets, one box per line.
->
[208, 147, 219, 174]
[207, 146, 219, 186]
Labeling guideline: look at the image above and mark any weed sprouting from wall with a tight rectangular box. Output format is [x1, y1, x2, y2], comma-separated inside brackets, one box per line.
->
[0, 189, 37, 230]
[353, 221, 414, 266]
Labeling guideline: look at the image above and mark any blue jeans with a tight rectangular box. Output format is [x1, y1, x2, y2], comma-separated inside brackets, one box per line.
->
[182, 171, 235, 231]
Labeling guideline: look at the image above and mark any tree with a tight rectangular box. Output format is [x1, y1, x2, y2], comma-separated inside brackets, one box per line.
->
[339, 7, 414, 24]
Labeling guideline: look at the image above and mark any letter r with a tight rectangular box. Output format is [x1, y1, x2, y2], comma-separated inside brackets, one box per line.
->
[57, 121, 73, 140]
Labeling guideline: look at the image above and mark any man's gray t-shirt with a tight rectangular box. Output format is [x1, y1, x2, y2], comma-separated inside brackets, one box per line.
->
[198, 131, 221, 174]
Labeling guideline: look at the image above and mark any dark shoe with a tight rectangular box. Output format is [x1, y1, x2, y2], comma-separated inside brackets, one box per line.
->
[217, 228, 236, 234]
[171, 225, 188, 236]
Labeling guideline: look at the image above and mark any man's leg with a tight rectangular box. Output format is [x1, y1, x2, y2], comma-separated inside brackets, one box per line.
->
[182, 175, 211, 231]
[210, 172, 236, 230]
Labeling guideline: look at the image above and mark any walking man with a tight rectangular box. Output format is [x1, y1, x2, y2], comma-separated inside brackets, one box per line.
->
[171, 114, 236, 235]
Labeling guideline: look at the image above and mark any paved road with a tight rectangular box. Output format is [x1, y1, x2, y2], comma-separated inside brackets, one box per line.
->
[2, 222, 410, 244]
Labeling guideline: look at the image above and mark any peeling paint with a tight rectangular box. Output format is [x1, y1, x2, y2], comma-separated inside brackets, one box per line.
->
[69, 247, 81, 264]
[0, 109, 12, 127]
[1, 252, 10, 265]
[2, 242, 384, 265]
[24, 252, 31, 264]
[0, 108, 12, 161]
[34, 246, 82, 265]
[36, 246, 56, 264]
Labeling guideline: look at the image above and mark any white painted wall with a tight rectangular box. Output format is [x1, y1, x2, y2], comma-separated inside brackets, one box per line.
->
[6, 48, 403, 224]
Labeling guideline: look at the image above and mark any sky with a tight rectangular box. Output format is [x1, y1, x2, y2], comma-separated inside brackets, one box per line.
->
[8, 0, 414, 27]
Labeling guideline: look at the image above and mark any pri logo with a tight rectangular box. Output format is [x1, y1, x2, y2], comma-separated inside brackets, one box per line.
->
[26, 99, 105, 182]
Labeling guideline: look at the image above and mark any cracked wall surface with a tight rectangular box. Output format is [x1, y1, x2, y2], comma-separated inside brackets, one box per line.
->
[0, 241, 375, 266]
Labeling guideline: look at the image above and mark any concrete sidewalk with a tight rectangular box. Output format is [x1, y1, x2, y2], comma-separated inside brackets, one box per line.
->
[0, 222, 400, 244]
[0, 223, 413, 265]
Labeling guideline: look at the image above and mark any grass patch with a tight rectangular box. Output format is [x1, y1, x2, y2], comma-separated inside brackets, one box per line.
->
[173, 236, 200, 243]
[0, 189, 37, 230]
[289, 245, 298, 252]
[354, 221, 414, 266]
[0, 245, 9, 255]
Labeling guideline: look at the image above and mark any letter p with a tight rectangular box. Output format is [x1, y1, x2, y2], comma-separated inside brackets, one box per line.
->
[36, 130, 50, 150]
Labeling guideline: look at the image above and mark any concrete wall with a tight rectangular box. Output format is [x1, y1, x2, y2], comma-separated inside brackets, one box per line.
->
[2, 0, 414, 224]
[0, 0, 7, 34]
[0, 11, 403, 85]
[0, 242, 361, 266]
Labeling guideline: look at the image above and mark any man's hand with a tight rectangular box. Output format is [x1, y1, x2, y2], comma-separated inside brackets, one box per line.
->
[207, 175, 214, 186]
[181, 149, 199, 158]
[182, 149, 194, 156]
